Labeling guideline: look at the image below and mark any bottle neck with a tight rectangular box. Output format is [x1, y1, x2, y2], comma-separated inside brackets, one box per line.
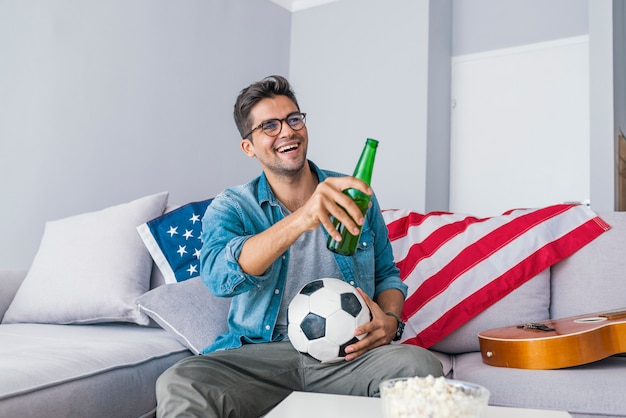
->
[353, 138, 378, 186]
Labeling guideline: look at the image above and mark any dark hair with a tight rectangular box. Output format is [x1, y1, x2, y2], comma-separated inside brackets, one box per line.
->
[233, 75, 300, 139]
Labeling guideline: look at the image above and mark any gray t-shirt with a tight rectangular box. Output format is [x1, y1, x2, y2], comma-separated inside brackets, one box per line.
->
[274, 203, 342, 338]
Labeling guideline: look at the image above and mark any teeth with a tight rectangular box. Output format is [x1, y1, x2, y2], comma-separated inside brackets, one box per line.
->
[278, 144, 298, 153]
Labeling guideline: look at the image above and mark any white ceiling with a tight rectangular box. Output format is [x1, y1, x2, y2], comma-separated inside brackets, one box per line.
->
[270, 0, 341, 12]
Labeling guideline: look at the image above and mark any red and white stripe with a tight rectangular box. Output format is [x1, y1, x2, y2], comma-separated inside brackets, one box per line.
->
[383, 204, 610, 348]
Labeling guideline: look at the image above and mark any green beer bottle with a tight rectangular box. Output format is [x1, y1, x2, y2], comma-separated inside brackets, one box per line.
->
[327, 138, 378, 256]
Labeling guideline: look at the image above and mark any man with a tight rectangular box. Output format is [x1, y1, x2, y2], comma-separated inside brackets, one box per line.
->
[156, 75, 443, 417]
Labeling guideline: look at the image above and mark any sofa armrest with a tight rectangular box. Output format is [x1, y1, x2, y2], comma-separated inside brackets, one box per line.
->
[0, 269, 27, 321]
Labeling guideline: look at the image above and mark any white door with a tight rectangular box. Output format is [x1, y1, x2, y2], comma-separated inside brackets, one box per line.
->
[450, 36, 590, 217]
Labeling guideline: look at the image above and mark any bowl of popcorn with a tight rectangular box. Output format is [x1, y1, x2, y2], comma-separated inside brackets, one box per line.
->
[379, 375, 490, 418]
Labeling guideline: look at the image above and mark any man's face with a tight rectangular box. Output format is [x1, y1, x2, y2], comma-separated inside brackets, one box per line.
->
[240, 95, 308, 178]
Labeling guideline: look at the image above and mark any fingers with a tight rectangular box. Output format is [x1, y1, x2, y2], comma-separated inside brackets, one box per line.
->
[295, 176, 373, 240]
[344, 324, 388, 361]
[327, 175, 373, 196]
[317, 177, 372, 238]
[356, 287, 385, 321]
[343, 288, 391, 361]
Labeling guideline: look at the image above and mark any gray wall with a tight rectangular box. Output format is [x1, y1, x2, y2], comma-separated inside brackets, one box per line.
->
[0, 0, 291, 269]
[589, 0, 619, 212]
[289, 0, 438, 211]
[452, 0, 588, 55]
[425, 0, 453, 212]
[615, 1, 626, 146]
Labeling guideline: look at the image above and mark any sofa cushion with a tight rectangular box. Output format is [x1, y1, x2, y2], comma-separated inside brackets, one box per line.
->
[452, 352, 626, 417]
[138, 198, 213, 284]
[0, 323, 190, 418]
[2, 192, 168, 325]
[551, 211, 626, 319]
[383, 204, 609, 349]
[431, 268, 550, 354]
[136, 277, 230, 354]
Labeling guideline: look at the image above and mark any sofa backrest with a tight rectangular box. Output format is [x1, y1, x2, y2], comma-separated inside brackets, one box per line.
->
[550, 211, 626, 319]
[0, 270, 27, 321]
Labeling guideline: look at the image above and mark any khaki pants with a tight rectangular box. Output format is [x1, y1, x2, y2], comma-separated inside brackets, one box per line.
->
[156, 341, 443, 418]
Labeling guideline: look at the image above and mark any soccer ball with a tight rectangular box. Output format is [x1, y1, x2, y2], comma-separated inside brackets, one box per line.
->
[287, 278, 371, 363]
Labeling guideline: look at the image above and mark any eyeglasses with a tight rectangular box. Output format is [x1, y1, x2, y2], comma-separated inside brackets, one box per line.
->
[244, 112, 306, 139]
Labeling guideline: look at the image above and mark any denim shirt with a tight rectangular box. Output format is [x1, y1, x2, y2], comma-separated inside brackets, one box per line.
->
[199, 161, 406, 354]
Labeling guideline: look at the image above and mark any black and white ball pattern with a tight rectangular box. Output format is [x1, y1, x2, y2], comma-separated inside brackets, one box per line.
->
[287, 278, 371, 363]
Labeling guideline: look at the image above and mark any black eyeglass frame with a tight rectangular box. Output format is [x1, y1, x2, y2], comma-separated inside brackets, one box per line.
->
[243, 112, 307, 139]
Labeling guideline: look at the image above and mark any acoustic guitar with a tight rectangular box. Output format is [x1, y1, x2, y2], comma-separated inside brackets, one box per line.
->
[477, 308, 626, 369]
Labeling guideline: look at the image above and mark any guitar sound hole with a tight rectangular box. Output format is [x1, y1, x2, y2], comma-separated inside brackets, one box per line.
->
[574, 317, 607, 323]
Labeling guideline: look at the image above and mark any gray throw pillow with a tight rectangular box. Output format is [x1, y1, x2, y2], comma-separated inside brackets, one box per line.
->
[136, 278, 230, 354]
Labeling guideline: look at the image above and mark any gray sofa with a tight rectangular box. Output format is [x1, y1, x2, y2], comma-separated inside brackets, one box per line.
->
[0, 194, 624, 417]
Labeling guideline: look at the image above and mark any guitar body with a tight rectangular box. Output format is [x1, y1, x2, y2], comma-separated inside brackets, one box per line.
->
[478, 309, 626, 369]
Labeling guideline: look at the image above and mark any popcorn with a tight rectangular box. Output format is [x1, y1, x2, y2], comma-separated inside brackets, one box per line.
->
[380, 376, 489, 418]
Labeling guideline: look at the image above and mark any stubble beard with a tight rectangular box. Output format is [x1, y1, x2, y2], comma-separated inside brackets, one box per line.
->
[268, 137, 308, 180]
[271, 152, 307, 180]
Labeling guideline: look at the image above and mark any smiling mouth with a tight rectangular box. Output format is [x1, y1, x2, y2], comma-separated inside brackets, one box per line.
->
[276, 143, 299, 153]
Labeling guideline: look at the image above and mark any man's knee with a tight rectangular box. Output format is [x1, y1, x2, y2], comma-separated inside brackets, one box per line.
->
[156, 364, 176, 400]
[385, 345, 444, 378]
[156, 357, 217, 418]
